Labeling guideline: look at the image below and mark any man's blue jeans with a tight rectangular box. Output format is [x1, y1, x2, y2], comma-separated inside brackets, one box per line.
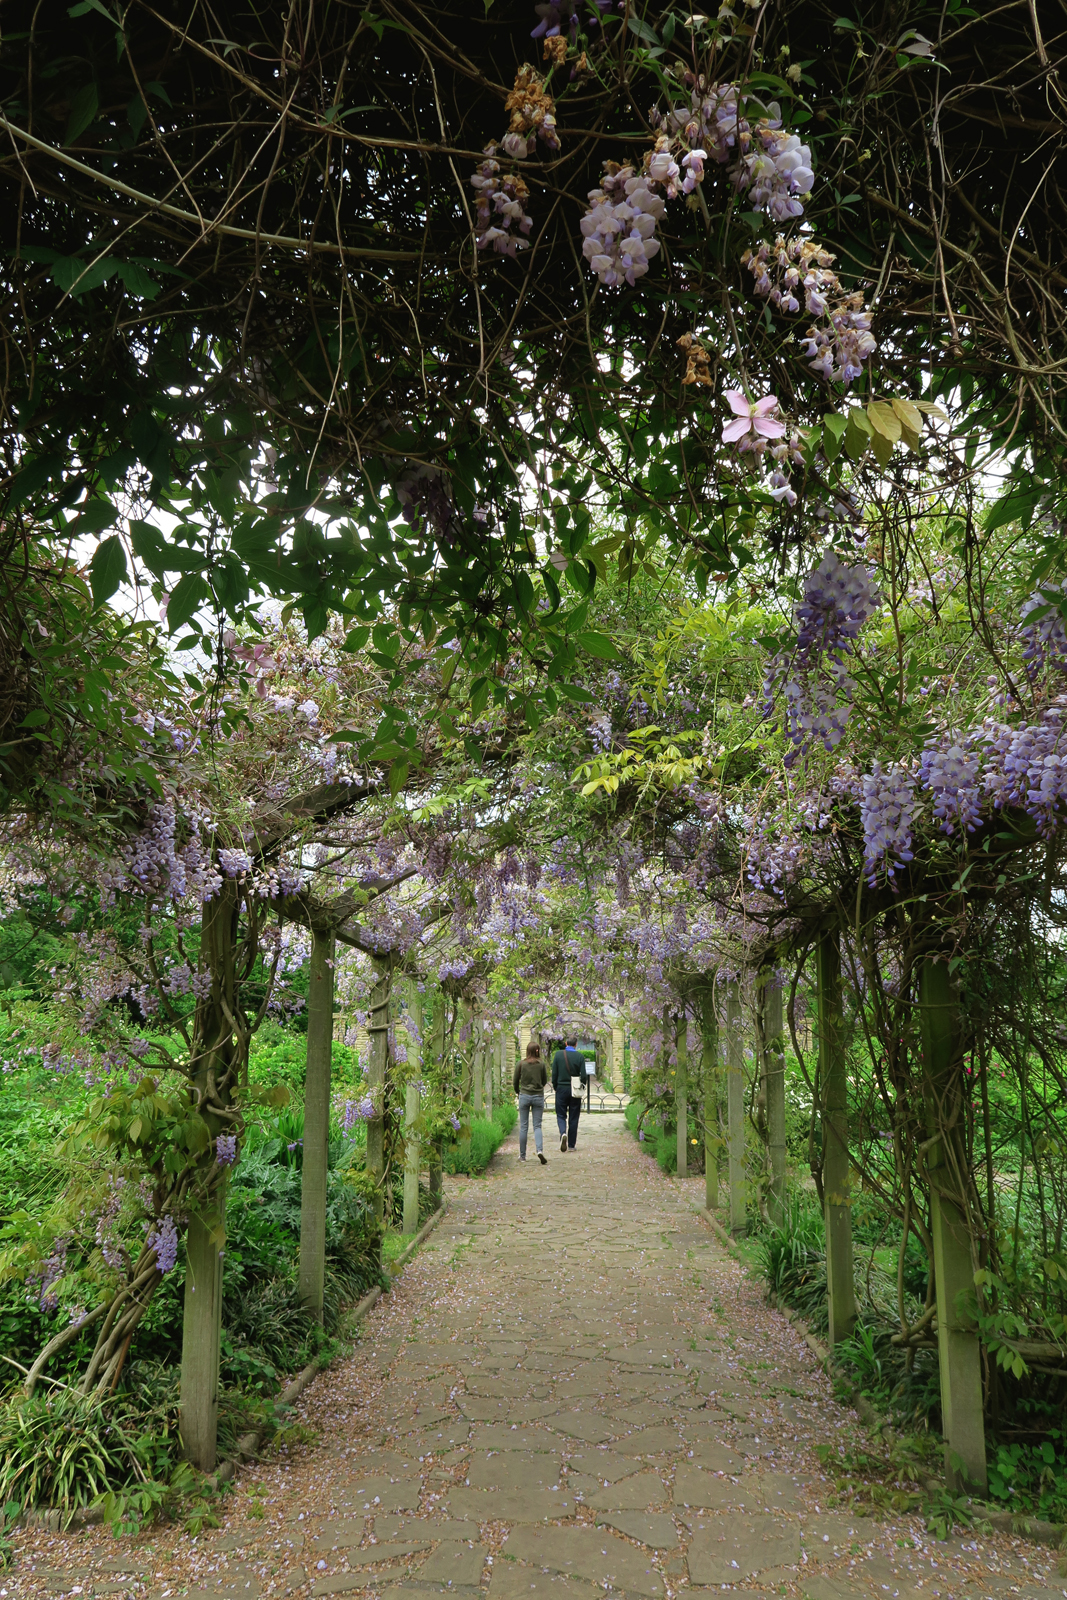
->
[518, 1093, 544, 1158]
[555, 1089, 581, 1149]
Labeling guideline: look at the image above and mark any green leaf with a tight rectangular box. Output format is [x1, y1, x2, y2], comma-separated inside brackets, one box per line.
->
[115, 260, 161, 300]
[866, 400, 902, 443]
[556, 682, 597, 703]
[389, 758, 409, 796]
[89, 536, 128, 604]
[8, 454, 62, 504]
[70, 498, 118, 535]
[844, 408, 871, 462]
[470, 677, 490, 719]
[625, 15, 659, 44]
[165, 573, 208, 633]
[19, 709, 51, 728]
[822, 412, 848, 462]
[129, 518, 168, 576]
[986, 486, 1038, 534]
[65, 83, 100, 145]
[575, 630, 623, 662]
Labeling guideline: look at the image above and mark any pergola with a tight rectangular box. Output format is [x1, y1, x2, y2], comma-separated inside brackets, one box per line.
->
[517, 1006, 628, 1092]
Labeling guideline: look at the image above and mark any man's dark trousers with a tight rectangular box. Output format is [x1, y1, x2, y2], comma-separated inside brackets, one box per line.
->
[555, 1088, 581, 1149]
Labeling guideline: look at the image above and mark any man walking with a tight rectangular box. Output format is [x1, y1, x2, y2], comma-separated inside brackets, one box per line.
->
[551, 1036, 586, 1153]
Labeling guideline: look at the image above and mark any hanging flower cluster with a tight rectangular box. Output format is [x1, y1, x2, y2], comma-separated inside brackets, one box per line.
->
[920, 741, 982, 836]
[1020, 585, 1067, 676]
[471, 65, 559, 255]
[742, 236, 877, 386]
[859, 762, 918, 885]
[471, 153, 534, 255]
[27, 1237, 69, 1311]
[146, 1213, 180, 1274]
[580, 164, 666, 287]
[215, 1133, 238, 1165]
[981, 712, 1067, 836]
[342, 1095, 375, 1133]
[653, 83, 813, 219]
[503, 63, 560, 157]
[763, 553, 882, 766]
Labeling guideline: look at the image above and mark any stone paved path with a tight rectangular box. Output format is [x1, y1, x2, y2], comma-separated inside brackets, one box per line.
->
[14, 1116, 1064, 1600]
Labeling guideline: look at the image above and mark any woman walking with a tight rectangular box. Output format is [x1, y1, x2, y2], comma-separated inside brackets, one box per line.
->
[513, 1041, 549, 1164]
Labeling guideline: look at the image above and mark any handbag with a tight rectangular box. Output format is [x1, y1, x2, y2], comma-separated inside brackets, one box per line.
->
[568, 1049, 585, 1100]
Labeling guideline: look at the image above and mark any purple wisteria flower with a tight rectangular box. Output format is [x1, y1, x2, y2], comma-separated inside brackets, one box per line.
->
[920, 742, 982, 835]
[215, 1133, 239, 1165]
[580, 165, 665, 287]
[146, 1214, 180, 1274]
[27, 1238, 69, 1312]
[218, 848, 253, 877]
[450, 1113, 462, 1131]
[342, 1095, 375, 1134]
[1020, 585, 1067, 676]
[859, 762, 918, 885]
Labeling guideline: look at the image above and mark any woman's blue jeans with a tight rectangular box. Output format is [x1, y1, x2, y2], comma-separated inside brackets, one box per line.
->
[518, 1093, 544, 1157]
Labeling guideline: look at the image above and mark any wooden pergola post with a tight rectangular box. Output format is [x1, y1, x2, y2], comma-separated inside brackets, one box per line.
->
[817, 929, 856, 1345]
[675, 1010, 688, 1178]
[763, 970, 787, 1226]
[367, 956, 391, 1226]
[298, 929, 335, 1320]
[701, 982, 719, 1212]
[726, 979, 746, 1234]
[919, 955, 987, 1493]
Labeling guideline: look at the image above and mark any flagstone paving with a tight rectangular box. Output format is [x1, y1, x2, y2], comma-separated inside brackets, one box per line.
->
[12, 1116, 1066, 1600]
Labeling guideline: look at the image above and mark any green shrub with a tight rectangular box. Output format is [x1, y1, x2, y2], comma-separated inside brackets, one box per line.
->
[0, 1386, 178, 1520]
[758, 1189, 829, 1332]
[444, 1102, 518, 1175]
[624, 1097, 677, 1172]
[987, 1433, 1067, 1522]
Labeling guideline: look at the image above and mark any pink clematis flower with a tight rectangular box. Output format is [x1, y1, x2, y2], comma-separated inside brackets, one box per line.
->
[721, 390, 787, 450]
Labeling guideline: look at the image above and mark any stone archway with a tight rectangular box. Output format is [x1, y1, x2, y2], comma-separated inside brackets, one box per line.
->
[518, 1005, 628, 1093]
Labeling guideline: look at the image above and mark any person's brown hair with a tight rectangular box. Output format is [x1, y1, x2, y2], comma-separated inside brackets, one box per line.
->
[525, 1042, 541, 1059]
